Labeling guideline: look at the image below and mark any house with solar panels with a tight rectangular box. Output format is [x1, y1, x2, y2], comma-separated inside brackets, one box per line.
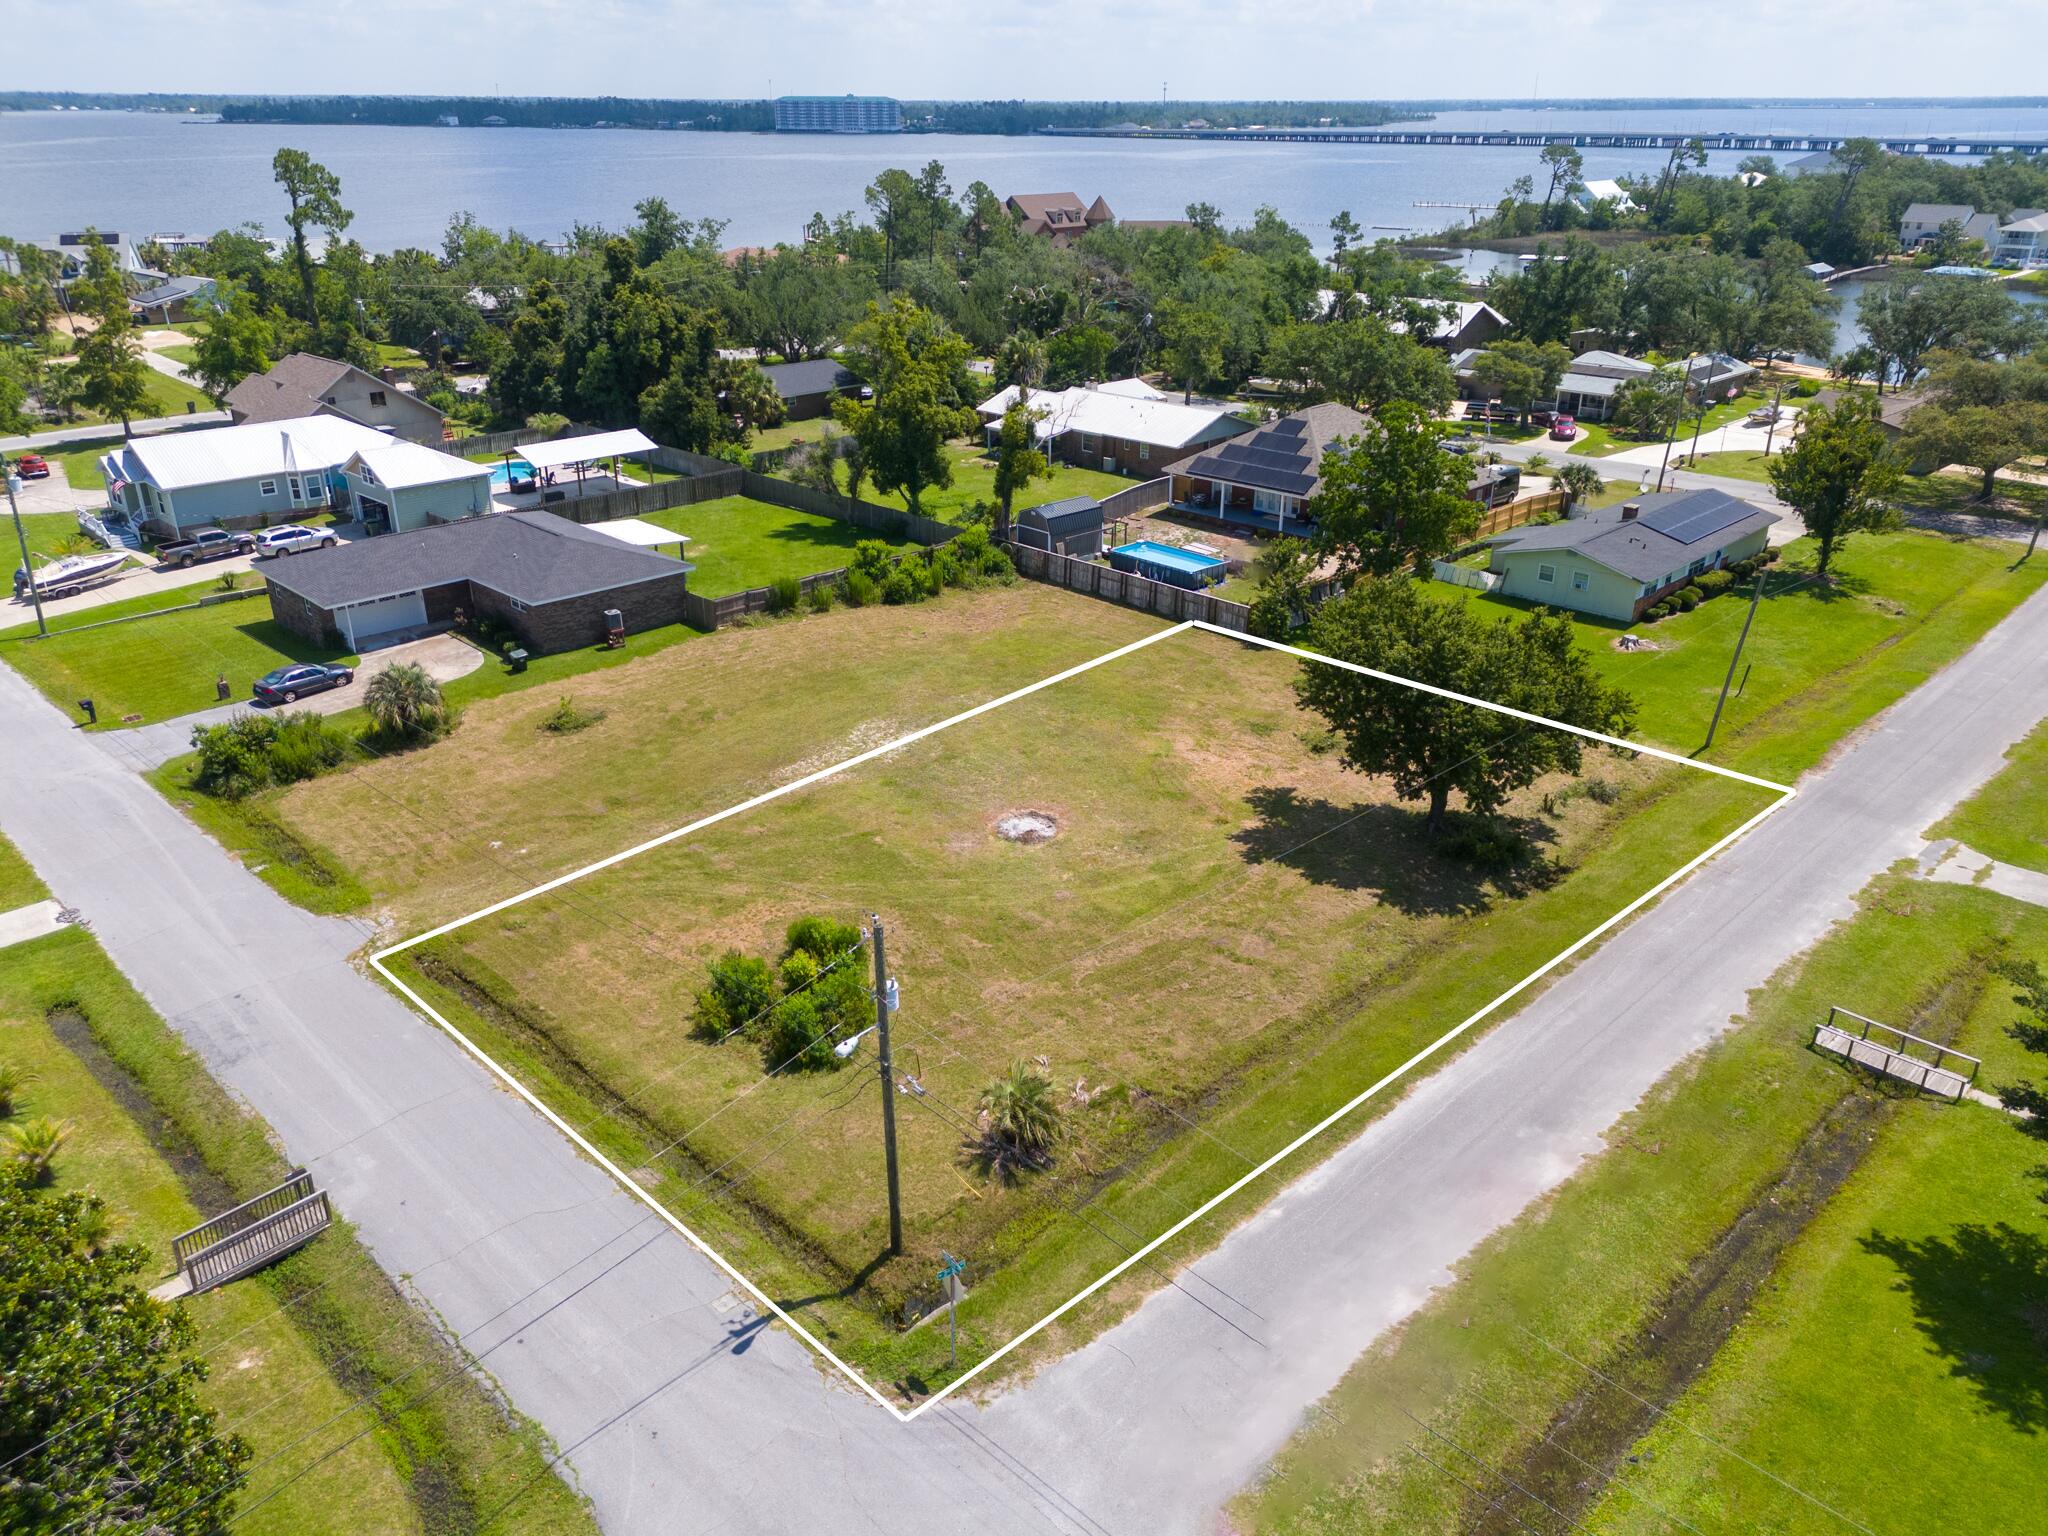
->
[1166, 403, 1369, 536]
[1483, 489, 1780, 622]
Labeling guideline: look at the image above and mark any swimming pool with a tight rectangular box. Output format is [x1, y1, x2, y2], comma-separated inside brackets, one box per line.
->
[486, 459, 536, 486]
[1108, 539, 1228, 590]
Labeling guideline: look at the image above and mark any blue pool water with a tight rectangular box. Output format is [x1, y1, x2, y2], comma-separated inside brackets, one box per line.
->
[487, 459, 535, 485]
[1112, 540, 1225, 576]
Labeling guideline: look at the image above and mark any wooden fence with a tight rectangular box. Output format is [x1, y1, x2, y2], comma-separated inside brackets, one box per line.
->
[1099, 477, 1173, 519]
[1473, 487, 1566, 539]
[1007, 542, 1252, 631]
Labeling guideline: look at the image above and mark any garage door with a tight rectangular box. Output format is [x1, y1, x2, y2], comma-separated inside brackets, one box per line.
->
[339, 591, 428, 648]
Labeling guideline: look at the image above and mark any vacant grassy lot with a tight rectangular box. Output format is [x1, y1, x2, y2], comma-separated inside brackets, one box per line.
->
[640, 494, 919, 596]
[41, 364, 214, 427]
[0, 589, 353, 729]
[1565, 390, 1772, 460]
[271, 587, 1772, 1393]
[1933, 717, 2048, 872]
[852, 439, 1134, 522]
[1238, 876, 2048, 1536]
[1427, 529, 2047, 780]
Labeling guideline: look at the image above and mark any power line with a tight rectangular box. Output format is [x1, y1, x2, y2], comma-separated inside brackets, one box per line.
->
[1402, 1405, 1595, 1534]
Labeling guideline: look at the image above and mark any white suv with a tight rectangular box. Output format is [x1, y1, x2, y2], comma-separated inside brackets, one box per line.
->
[254, 524, 339, 558]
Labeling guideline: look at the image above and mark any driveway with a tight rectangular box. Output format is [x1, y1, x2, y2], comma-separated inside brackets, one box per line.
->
[2, 583, 2047, 1533]
[6, 553, 261, 626]
[90, 632, 488, 772]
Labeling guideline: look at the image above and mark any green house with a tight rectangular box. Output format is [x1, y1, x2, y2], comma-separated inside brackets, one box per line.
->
[1486, 489, 1779, 623]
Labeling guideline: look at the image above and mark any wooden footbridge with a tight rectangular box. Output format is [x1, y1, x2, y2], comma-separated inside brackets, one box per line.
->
[151, 1169, 332, 1301]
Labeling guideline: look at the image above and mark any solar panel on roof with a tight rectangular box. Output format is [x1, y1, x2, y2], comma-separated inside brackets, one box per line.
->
[1267, 418, 1309, 437]
[1639, 492, 1752, 545]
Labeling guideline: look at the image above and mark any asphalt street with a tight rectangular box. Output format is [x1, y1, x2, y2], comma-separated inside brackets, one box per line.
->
[4, 574, 2047, 1533]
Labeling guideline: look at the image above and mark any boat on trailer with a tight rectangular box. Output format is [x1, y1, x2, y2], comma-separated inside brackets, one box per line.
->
[12, 548, 130, 601]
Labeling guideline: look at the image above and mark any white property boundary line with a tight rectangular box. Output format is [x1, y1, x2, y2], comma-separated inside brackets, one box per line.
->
[370, 617, 1795, 1424]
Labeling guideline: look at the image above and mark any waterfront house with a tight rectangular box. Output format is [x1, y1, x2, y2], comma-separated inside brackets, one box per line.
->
[1006, 192, 1115, 246]
[976, 379, 1249, 477]
[129, 274, 218, 324]
[1486, 489, 1779, 622]
[1574, 178, 1638, 214]
[225, 352, 446, 439]
[1675, 353, 1758, 402]
[1553, 350, 1656, 422]
[1898, 204, 2000, 250]
[1994, 210, 2048, 268]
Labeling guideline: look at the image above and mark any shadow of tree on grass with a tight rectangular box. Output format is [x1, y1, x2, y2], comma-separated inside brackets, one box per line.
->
[1229, 784, 1560, 919]
[1858, 1220, 2048, 1434]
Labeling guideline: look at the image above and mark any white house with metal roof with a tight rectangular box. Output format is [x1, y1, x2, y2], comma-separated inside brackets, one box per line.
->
[101, 416, 480, 538]
[974, 379, 1249, 476]
[338, 441, 492, 535]
[1554, 351, 1656, 422]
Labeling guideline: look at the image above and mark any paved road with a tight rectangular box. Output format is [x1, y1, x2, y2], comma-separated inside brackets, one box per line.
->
[4, 577, 2048, 1534]
[1, 408, 231, 455]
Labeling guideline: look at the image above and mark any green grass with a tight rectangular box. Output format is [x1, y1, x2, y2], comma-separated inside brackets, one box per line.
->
[1888, 469, 2047, 522]
[0, 923, 422, 1535]
[851, 440, 1136, 522]
[370, 343, 427, 370]
[0, 579, 245, 640]
[0, 830, 47, 910]
[41, 365, 214, 428]
[1686, 448, 1777, 482]
[148, 758, 372, 914]
[47, 444, 111, 492]
[748, 417, 836, 454]
[0, 591, 353, 729]
[640, 494, 919, 596]
[1237, 876, 2048, 1536]
[158, 342, 201, 366]
[1428, 529, 2047, 782]
[1931, 717, 2048, 872]
[0, 909, 597, 1536]
[1568, 391, 1771, 460]
[6, 511, 91, 564]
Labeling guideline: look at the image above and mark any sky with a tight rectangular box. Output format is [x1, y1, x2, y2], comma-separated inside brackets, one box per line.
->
[3, 0, 2041, 100]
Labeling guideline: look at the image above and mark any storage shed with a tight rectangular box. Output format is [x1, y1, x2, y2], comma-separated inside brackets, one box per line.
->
[1013, 495, 1105, 557]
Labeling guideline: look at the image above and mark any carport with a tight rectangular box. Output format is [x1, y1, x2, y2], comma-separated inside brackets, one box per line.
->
[510, 429, 660, 498]
[584, 516, 691, 561]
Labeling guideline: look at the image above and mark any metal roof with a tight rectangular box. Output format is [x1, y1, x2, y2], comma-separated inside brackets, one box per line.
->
[344, 442, 492, 492]
[1016, 495, 1104, 535]
[118, 416, 396, 492]
[515, 429, 659, 472]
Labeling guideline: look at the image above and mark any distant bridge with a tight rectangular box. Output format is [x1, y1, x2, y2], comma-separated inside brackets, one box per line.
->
[1035, 127, 2048, 158]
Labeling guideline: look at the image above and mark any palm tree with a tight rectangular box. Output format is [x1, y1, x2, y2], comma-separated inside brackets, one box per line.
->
[70, 1198, 118, 1257]
[364, 662, 445, 739]
[972, 1063, 1062, 1180]
[8, 1117, 70, 1184]
[0, 1064, 35, 1117]
[1557, 462, 1605, 511]
[996, 334, 1047, 414]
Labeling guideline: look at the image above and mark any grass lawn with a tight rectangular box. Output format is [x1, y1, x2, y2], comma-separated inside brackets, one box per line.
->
[1931, 717, 2048, 872]
[7, 511, 91, 565]
[1889, 469, 2047, 524]
[640, 494, 919, 596]
[748, 418, 835, 455]
[41, 365, 214, 428]
[0, 591, 353, 729]
[1569, 390, 1771, 460]
[852, 440, 1135, 523]
[0, 830, 47, 909]
[270, 586, 1775, 1398]
[48, 444, 111, 492]
[158, 342, 202, 366]
[0, 922, 421, 1535]
[1424, 528, 2048, 782]
[370, 342, 427, 370]
[0, 882, 596, 1534]
[1687, 448, 1777, 482]
[1237, 874, 2048, 1536]
[0, 579, 246, 641]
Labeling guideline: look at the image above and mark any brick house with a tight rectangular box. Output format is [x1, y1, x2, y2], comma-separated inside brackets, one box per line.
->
[263, 510, 691, 652]
[976, 378, 1250, 478]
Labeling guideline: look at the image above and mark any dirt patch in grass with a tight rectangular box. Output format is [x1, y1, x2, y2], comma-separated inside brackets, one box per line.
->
[1467, 954, 1994, 1534]
[993, 809, 1059, 844]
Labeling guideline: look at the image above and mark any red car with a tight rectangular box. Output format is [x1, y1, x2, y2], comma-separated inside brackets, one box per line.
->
[10, 454, 50, 480]
[1548, 415, 1577, 441]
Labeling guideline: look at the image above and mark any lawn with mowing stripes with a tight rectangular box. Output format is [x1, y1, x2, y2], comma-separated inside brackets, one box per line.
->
[639, 494, 919, 596]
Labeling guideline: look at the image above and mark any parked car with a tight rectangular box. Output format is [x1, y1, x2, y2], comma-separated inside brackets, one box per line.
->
[1528, 407, 1558, 427]
[1746, 405, 1782, 425]
[254, 524, 339, 559]
[252, 662, 354, 705]
[1548, 415, 1578, 441]
[9, 454, 50, 480]
[156, 527, 255, 569]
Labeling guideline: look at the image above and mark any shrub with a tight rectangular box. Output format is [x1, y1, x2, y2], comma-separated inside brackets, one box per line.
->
[806, 582, 834, 613]
[756, 990, 838, 1072]
[265, 711, 349, 784]
[538, 696, 606, 734]
[767, 574, 802, 613]
[850, 539, 894, 581]
[1791, 379, 1820, 398]
[0, 1064, 35, 1117]
[1694, 569, 1734, 597]
[1584, 776, 1623, 805]
[879, 568, 918, 605]
[6, 1117, 70, 1184]
[842, 570, 879, 608]
[691, 951, 775, 1040]
[1677, 586, 1703, 611]
[1439, 815, 1533, 874]
[784, 915, 863, 965]
[190, 714, 279, 800]
[972, 1064, 1064, 1180]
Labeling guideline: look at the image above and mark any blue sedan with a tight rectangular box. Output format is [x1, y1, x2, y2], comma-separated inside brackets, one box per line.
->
[252, 662, 354, 705]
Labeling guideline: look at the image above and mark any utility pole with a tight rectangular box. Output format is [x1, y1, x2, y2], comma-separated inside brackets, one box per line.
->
[1762, 381, 1785, 457]
[1704, 565, 1767, 752]
[6, 471, 47, 637]
[869, 916, 903, 1257]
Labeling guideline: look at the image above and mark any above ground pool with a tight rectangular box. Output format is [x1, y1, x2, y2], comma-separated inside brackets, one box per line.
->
[1108, 539, 1229, 590]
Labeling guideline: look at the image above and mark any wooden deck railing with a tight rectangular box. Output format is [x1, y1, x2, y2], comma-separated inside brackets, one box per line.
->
[170, 1170, 332, 1293]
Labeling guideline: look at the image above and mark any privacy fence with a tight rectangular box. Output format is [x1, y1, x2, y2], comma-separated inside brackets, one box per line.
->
[1006, 542, 1252, 631]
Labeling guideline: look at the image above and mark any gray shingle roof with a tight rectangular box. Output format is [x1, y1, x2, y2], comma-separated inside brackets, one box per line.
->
[1490, 489, 1779, 583]
[759, 359, 856, 400]
[261, 510, 687, 611]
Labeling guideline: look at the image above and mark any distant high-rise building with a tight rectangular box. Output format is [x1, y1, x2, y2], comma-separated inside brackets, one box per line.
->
[773, 95, 901, 134]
